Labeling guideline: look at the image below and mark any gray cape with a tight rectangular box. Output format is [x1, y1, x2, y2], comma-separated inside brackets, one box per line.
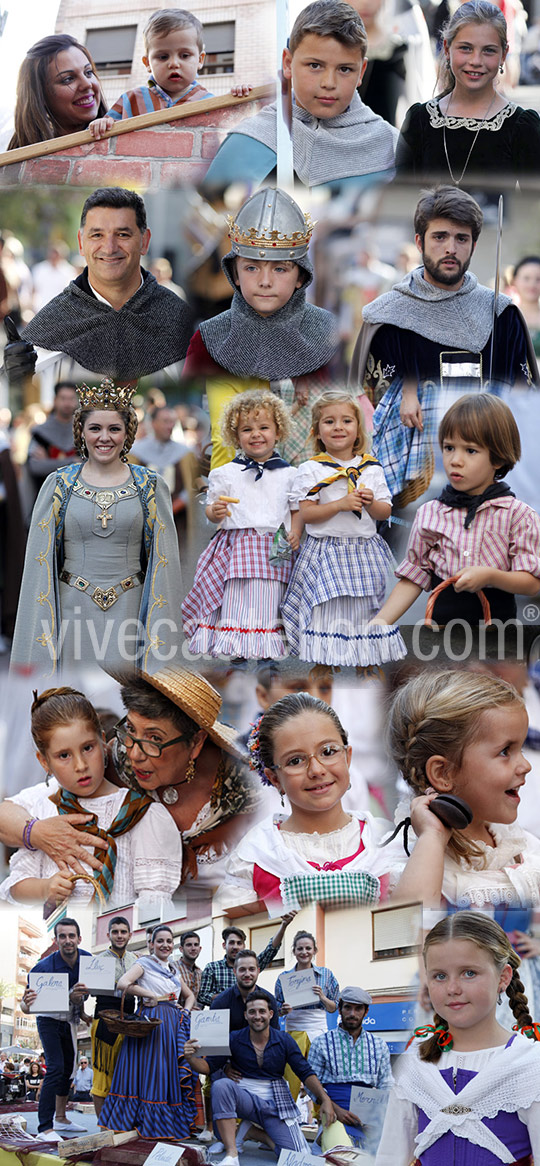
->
[350, 267, 539, 387]
[23, 269, 193, 380]
[236, 93, 398, 185]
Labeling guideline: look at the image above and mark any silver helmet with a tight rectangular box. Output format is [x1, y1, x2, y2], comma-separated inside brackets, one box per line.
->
[227, 187, 313, 262]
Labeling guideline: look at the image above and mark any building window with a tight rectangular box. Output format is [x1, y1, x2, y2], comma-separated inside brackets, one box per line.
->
[200, 22, 235, 75]
[372, 903, 422, 961]
[85, 26, 137, 75]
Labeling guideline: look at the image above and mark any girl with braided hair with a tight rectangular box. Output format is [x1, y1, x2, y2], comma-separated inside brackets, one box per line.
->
[387, 669, 540, 909]
[11, 380, 183, 673]
[0, 687, 183, 911]
[376, 912, 540, 1165]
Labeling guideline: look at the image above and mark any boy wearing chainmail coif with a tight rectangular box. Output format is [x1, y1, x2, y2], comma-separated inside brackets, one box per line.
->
[183, 187, 338, 468]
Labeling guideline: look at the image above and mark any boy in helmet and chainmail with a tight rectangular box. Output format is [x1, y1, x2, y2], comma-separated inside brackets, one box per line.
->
[183, 187, 338, 468]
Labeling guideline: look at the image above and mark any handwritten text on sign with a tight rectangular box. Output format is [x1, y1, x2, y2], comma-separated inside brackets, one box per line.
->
[280, 968, 316, 1008]
[29, 972, 69, 1012]
[190, 1008, 230, 1055]
[79, 953, 115, 992]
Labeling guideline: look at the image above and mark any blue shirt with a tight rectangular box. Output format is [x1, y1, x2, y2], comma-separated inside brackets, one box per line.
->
[211, 984, 280, 1031]
[206, 1027, 316, 1121]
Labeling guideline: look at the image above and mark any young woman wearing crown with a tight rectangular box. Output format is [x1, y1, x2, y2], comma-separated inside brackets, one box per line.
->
[10, 379, 183, 674]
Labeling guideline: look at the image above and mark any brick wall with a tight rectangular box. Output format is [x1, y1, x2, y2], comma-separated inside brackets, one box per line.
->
[0, 98, 270, 189]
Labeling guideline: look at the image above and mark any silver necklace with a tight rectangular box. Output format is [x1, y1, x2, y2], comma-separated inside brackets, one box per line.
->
[442, 89, 498, 186]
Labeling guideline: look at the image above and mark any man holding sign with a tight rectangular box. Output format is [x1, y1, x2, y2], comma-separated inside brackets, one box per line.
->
[308, 986, 392, 1149]
[21, 918, 91, 1144]
[185, 989, 336, 1166]
[89, 916, 138, 1118]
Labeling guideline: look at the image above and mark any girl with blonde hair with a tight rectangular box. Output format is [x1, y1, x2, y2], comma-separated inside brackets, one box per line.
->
[387, 668, 540, 908]
[281, 389, 402, 665]
[182, 389, 301, 659]
[376, 911, 540, 1165]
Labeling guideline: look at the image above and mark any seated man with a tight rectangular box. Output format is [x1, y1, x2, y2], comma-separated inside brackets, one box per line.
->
[308, 985, 392, 1149]
[185, 990, 336, 1166]
[204, 0, 397, 190]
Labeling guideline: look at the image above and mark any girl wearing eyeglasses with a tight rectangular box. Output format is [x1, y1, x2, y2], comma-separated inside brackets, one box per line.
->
[0, 687, 183, 911]
[219, 692, 401, 912]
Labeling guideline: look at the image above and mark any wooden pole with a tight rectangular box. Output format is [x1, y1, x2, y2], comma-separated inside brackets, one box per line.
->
[0, 83, 275, 168]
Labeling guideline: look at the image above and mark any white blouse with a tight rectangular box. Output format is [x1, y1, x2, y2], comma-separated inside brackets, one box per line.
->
[206, 460, 297, 534]
[290, 458, 391, 538]
[376, 1042, 540, 1165]
[1, 779, 183, 908]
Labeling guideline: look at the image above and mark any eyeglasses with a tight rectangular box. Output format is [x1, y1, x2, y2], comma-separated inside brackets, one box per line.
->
[272, 743, 348, 776]
[114, 717, 187, 759]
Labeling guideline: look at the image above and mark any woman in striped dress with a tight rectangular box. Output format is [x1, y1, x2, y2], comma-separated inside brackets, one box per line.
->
[99, 925, 198, 1140]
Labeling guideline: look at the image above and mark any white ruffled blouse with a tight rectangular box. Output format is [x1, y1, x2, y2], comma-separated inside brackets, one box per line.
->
[0, 779, 183, 907]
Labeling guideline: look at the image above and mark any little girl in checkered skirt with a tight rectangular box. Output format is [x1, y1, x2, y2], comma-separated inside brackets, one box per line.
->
[281, 389, 404, 666]
[182, 389, 301, 659]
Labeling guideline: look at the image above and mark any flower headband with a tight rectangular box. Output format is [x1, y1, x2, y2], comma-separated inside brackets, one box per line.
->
[247, 713, 272, 785]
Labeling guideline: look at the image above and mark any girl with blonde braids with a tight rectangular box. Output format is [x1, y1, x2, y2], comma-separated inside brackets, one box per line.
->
[11, 380, 182, 673]
[387, 669, 540, 909]
[376, 912, 540, 1165]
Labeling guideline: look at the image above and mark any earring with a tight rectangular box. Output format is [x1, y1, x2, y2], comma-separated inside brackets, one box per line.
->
[497, 992, 503, 1004]
[80, 437, 88, 459]
[185, 759, 196, 784]
[279, 790, 285, 808]
[45, 772, 52, 788]
[499, 64, 504, 73]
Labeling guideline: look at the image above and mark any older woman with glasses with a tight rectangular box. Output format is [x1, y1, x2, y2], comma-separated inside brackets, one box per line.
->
[0, 667, 257, 893]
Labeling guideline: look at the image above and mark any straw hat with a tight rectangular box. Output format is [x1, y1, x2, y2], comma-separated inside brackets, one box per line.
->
[139, 666, 243, 758]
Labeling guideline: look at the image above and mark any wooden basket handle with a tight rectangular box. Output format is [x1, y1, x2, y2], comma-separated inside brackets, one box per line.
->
[425, 574, 492, 627]
[68, 872, 107, 910]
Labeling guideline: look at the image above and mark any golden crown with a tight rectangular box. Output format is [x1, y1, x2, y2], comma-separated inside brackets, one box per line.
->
[226, 215, 314, 250]
[75, 378, 138, 411]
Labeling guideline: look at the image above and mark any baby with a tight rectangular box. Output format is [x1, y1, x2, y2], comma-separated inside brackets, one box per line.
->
[90, 8, 249, 136]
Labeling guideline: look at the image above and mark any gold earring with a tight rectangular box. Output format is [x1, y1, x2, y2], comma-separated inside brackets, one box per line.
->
[185, 759, 196, 783]
[80, 436, 88, 458]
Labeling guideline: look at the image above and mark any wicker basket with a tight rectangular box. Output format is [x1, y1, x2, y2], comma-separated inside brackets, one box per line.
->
[69, 872, 108, 908]
[393, 443, 435, 509]
[100, 989, 163, 1038]
[425, 574, 492, 627]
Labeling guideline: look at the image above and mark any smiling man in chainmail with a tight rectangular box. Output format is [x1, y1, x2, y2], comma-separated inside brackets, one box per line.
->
[4, 187, 193, 384]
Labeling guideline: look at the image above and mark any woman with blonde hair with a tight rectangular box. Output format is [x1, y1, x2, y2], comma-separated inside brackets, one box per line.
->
[396, 0, 540, 182]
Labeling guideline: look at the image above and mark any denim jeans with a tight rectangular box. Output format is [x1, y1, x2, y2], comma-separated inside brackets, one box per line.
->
[36, 1017, 75, 1132]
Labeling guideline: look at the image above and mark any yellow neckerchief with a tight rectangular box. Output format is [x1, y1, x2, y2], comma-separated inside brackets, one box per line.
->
[306, 452, 380, 497]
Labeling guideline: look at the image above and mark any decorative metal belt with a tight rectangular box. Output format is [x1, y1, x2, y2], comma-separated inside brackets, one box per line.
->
[59, 569, 144, 611]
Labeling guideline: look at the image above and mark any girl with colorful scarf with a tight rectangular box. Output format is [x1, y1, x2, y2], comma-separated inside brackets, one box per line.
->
[281, 389, 403, 666]
[0, 687, 182, 910]
[376, 912, 540, 1165]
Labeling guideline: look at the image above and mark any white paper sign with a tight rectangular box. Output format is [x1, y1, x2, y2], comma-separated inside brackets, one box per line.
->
[79, 953, 116, 992]
[143, 1144, 184, 1165]
[29, 971, 69, 1013]
[190, 1008, 230, 1055]
[277, 1150, 320, 1166]
[280, 968, 316, 1007]
[349, 1086, 389, 1154]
